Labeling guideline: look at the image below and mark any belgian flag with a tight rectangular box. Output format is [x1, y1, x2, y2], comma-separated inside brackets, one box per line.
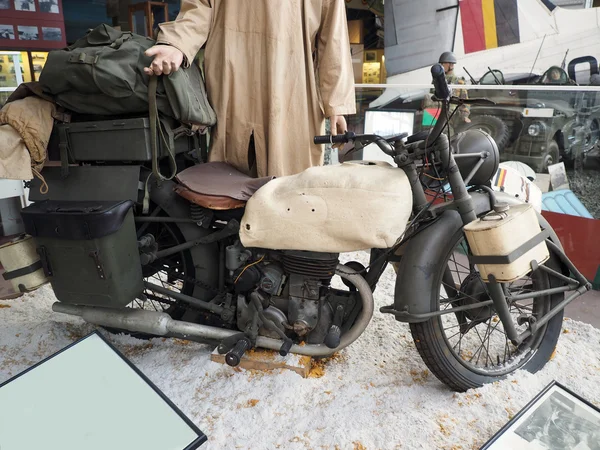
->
[460, 0, 520, 54]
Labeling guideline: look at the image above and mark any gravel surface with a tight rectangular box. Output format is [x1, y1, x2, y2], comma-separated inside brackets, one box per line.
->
[1, 252, 599, 449]
[568, 168, 600, 219]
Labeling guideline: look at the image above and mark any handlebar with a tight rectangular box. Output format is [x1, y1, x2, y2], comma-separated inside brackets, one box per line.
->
[313, 131, 402, 157]
[314, 132, 356, 145]
[313, 63, 482, 159]
[431, 63, 451, 101]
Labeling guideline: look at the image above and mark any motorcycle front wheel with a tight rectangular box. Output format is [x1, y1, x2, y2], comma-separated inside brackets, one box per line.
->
[409, 229, 564, 392]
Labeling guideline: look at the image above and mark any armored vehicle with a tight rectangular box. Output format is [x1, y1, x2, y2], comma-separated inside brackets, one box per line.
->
[458, 66, 600, 173]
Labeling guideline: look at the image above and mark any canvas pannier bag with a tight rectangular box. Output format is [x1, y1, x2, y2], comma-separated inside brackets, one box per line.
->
[39, 24, 216, 128]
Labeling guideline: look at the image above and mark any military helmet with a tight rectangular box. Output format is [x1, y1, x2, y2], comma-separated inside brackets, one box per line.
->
[439, 51, 457, 64]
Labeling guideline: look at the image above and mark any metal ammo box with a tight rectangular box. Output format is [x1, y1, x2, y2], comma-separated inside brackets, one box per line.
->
[20, 200, 144, 307]
[50, 116, 196, 162]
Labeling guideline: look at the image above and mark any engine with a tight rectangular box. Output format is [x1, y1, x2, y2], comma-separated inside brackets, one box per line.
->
[225, 241, 354, 347]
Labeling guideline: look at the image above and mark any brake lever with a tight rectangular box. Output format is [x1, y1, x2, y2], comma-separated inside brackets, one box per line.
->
[385, 132, 408, 142]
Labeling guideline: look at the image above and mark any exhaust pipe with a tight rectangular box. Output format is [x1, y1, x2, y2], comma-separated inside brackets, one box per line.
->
[52, 302, 238, 341]
[52, 264, 374, 357]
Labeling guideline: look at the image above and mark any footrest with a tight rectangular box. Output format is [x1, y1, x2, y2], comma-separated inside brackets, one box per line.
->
[210, 347, 312, 378]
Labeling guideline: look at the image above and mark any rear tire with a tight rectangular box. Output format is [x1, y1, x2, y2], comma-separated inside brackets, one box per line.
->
[409, 229, 564, 392]
[103, 219, 195, 339]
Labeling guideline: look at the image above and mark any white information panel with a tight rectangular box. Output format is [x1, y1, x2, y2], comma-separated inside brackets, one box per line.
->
[0, 332, 206, 450]
[362, 110, 415, 165]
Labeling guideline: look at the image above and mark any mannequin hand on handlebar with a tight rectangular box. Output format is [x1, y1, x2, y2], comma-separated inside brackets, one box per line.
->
[458, 107, 471, 124]
[144, 45, 184, 76]
[330, 115, 348, 149]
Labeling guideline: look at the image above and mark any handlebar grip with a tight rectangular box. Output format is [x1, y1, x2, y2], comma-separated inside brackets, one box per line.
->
[314, 135, 347, 145]
[314, 131, 355, 145]
[431, 63, 451, 101]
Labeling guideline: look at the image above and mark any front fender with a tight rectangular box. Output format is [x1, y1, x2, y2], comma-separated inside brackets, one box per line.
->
[394, 209, 464, 323]
[393, 192, 565, 323]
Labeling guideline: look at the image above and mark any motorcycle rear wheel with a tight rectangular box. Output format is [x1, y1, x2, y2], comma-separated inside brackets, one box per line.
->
[103, 219, 194, 339]
[409, 229, 564, 392]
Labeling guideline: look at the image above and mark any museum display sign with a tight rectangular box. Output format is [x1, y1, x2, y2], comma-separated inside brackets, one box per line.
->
[481, 381, 600, 450]
[0, 331, 207, 450]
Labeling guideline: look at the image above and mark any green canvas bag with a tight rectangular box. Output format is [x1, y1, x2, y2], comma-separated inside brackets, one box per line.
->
[39, 24, 216, 127]
[39, 24, 216, 182]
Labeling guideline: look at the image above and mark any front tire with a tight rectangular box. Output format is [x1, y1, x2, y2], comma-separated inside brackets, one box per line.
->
[409, 229, 564, 392]
[543, 140, 560, 172]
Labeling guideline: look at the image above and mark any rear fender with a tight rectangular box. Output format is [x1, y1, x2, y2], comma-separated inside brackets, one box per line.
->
[393, 192, 566, 323]
[149, 179, 219, 301]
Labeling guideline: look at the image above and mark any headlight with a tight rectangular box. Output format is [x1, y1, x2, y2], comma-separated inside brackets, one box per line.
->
[528, 122, 544, 136]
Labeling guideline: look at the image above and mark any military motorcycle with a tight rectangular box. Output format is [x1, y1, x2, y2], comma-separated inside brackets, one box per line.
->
[4, 65, 591, 392]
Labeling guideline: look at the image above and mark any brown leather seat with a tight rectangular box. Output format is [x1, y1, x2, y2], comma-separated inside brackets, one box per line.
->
[175, 162, 274, 210]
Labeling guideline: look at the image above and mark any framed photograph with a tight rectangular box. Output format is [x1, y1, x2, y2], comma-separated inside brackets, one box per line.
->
[39, 0, 59, 13]
[0, 0, 11, 10]
[0, 24, 15, 40]
[481, 381, 600, 450]
[14, 0, 35, 11]
[365, 50, 377, 62]
[18, 25, 38, 40]
[42, 26, 62, 41]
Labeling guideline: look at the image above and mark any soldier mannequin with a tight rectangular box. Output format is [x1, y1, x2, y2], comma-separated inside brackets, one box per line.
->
[438, 51, 471, 128]
[142, 0, 356, 178]
[423, 51, 471, 135]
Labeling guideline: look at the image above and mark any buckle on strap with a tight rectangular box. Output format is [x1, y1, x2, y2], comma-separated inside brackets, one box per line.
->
[68, 53, 98, 64]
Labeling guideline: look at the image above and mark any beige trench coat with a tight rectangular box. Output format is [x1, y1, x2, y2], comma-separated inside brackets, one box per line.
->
[157, 0, 356, 177]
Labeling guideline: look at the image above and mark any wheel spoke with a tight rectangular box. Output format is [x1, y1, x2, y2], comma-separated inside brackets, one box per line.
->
[117, 220, 193, 332]
[432, 235, 555, 376]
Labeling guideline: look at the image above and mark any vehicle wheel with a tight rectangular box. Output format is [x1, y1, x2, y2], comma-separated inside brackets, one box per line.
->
[409, 229, 564, 392]
[103, 218, 195, 339]
[457, 115, 510, 152]
[584, 119, 600, 150]
[543, 140, 560, 172]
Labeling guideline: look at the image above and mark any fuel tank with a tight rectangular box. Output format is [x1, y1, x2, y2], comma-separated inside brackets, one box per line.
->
[240, 161, 413, 252]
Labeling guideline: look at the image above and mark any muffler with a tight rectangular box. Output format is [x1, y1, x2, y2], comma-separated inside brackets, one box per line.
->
[52, 303, 236, 341]
[52, 264, 374, 357]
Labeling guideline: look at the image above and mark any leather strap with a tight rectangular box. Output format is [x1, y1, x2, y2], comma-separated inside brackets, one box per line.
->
[109, 33, 132, 49]
[3, 260, 43, 281]
[148, 75, 177, 183]
[200, 131, 208, 163]
[58, 126, 70, 179]
[68, 53, 98, 64]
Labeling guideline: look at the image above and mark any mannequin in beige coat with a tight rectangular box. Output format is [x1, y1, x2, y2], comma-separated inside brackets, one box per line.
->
[144, 0, 356, 178]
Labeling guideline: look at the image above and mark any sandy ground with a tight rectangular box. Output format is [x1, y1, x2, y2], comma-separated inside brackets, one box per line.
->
[0, 254, 599, 450]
